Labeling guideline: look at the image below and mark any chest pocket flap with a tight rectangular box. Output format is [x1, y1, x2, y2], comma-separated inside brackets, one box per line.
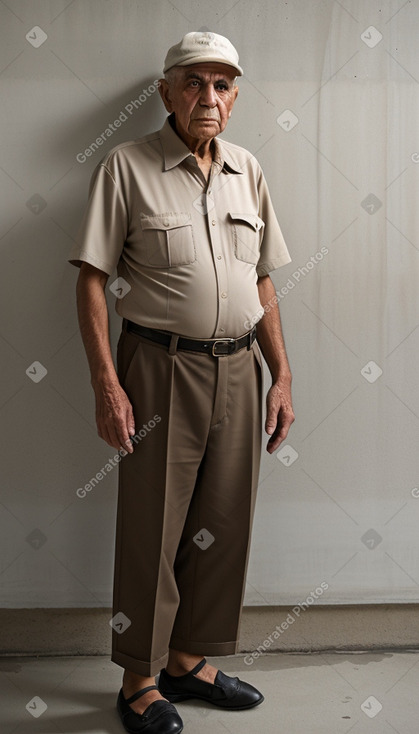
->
[140, 212, 196, 268]
[229, 212, 264, 265]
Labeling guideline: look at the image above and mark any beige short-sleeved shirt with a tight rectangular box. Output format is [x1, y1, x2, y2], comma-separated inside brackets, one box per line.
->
[68, 113, 291, 339]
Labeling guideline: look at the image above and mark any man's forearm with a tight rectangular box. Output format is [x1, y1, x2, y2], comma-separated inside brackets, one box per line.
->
[76, 263, 135, 451]
[76, 265, 118, 388]
[256, 274, 291, 383]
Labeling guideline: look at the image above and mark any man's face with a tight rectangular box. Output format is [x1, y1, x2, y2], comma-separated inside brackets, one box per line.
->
[159, 62, 239, 147]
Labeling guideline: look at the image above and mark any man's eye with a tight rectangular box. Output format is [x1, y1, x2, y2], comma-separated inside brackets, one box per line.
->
[216, 84, 228, 91]
[189, 80, 200, 87]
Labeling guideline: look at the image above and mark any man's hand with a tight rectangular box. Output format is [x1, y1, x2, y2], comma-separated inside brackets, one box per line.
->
[93, 378, 136, 453]
[265, 379, 295, 453]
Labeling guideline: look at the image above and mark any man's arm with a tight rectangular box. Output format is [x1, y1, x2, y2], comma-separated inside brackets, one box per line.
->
[256, 274, 295, 453]
[76, 262, 135, 453]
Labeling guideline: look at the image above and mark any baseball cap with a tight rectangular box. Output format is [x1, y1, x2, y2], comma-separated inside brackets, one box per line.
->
[163, 31, 243, 76]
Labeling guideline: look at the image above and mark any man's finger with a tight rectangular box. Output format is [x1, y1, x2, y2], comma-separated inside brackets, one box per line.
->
[99, 423, 119, 451]
[107, 424, 124, 452]
[266, 414, 294, 452]
[265, 402, 280, 435]
[265, 420, 276, 435]
[267, 434, 283, 453]
[126, 404, 136, 437]
[116, 422, 134, 454]
[105, 415, 129, 452]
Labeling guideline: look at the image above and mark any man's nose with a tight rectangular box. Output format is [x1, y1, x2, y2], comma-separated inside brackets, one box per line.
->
[199, 83, 217, 106]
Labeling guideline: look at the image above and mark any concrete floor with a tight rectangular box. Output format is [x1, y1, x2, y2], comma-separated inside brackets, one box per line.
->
[1, 652, 418, 734]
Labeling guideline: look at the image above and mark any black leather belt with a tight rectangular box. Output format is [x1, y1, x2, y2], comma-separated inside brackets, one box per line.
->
[126, 320, 257, 356]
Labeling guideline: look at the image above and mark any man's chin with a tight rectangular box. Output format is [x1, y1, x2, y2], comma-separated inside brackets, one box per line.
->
[190, 120, 220, 134]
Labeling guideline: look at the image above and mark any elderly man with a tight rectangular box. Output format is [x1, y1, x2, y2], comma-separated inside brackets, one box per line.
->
[69, 31, 294, 734]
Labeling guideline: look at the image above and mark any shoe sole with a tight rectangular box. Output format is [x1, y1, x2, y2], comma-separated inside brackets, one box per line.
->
[119, 724, 183, 734]
[160, 691, 265, 710]
[116, 699, 183, 734]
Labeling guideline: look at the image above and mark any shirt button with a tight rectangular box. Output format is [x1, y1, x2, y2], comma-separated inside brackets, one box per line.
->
[211, 219, 216, 226]
[208, 189, 212, 195]
[217, 255, 222, 260]
[219, 327, 225, 333]
[163, 220, 170, 227]
[221, 292, 227, 298]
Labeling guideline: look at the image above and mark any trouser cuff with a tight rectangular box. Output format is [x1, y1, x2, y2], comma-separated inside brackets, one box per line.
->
[168, 638, 238, 656]
[111, 649, 169, 677]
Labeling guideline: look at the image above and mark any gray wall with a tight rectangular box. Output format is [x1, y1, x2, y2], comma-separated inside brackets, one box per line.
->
[1, 0, 419, 608]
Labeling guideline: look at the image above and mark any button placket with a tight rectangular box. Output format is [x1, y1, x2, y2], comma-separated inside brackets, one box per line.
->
[202, 165, 229, 337]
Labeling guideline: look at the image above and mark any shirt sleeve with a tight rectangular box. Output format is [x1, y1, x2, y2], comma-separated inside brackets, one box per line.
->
[256, 168, 292, 277]
[68, 161, 128, 275]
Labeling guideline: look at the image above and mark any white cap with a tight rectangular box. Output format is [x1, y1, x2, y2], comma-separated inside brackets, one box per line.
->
[163, 31, 243, 76]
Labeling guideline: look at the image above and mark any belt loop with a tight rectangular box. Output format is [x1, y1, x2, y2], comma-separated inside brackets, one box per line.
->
[168, 334, 179, 355]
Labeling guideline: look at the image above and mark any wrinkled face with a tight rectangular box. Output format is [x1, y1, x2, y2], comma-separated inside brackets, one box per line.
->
[159, 62, 239, 144]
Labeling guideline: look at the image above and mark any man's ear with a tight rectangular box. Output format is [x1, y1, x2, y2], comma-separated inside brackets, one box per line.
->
[228, 84, 239, 117]
[158, 79, 173, 113]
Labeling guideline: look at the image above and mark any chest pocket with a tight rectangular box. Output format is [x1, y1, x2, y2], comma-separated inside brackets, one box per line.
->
[140, 212, 196, 268]
[229, 212, 264, 265]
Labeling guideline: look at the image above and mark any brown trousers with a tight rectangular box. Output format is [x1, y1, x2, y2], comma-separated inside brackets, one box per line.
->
[111, 320, 263, 676]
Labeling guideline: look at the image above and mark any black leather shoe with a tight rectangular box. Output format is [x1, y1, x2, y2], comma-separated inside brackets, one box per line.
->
[117, 684, 183, 733]
[158, 657, 264, 710]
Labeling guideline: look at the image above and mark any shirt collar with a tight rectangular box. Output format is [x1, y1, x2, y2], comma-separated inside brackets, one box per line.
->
[159, 114, 243, 175]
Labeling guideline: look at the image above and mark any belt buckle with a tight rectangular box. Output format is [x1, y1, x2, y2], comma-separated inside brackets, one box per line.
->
[211, 338, 236, 357]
